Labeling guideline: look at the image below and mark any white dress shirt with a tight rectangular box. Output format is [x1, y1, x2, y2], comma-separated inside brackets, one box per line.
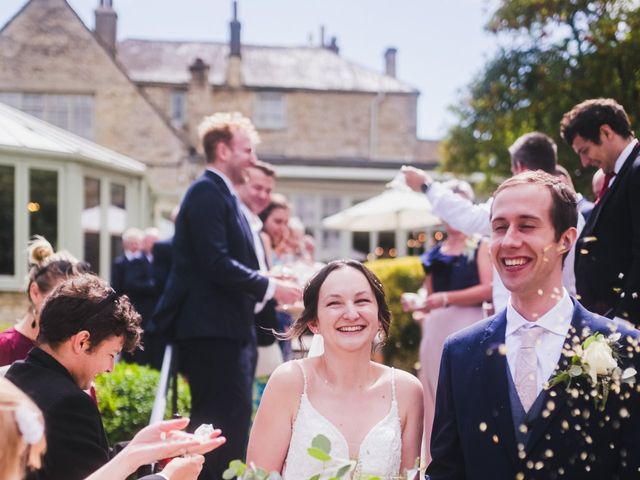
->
[505, 290, 573, 397]
[239, 202, 271, 313]
[425, 182, 583, 311]
[612, 138, 638, 181]
[206, 167, 275, 304]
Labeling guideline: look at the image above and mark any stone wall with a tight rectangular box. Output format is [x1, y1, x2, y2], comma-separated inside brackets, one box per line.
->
[140, 84, 422, 162]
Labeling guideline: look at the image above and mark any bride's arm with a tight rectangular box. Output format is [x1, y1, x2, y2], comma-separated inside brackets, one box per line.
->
[246, 361, 302, 473]
[397, 370, 424, 471]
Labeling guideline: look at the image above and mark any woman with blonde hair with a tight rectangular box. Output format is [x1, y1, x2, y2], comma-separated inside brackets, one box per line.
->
[0, 236, 89, 366]
[0, 377, 47, 480]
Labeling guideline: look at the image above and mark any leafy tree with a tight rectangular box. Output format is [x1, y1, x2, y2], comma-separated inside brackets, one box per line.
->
[443, 0, 640, 194]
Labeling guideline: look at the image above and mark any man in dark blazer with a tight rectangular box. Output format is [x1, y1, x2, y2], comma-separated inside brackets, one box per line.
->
[154, 113, 301, 480]
[6, 275, 213, 480]
[561, 98, 640, 325]
[110, 228, 143, 295]
[427, 172, 640, 479]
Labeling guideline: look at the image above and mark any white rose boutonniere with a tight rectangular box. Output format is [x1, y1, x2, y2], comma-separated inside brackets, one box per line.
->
[549, 332, 637, 411]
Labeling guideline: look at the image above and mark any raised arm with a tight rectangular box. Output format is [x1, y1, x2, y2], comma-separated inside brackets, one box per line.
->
[402, 166, 491, 236]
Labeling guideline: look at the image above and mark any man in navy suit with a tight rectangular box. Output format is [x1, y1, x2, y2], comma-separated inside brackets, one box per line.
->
[427, 171, 640, 479]
[561, 98, 640, 324]
[154, 112, 301, 480]
[111, 228, 143, 295]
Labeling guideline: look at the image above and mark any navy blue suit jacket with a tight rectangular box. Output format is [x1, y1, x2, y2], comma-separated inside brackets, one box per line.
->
[575, 142, 640, 324]
[154, 169, 268, 341]
[427, 300, 640, 480]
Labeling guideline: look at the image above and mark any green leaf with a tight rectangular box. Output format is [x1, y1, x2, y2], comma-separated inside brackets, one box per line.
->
[307, 447, 331, 462]
[222, 468, 238, 479]
[568, 365, 583, 377]
[336, 464, 353, 477]
[582, 335, 596, 350]
[308, 475, 321, 480]
[549, 372, 570, 387]
[311, 434, 332, 454]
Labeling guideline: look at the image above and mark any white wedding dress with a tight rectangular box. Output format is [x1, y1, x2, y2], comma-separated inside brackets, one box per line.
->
[282, 361, 402, 479]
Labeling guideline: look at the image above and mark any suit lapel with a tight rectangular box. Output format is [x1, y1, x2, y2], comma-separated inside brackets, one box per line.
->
[204, 170, 257, 259]
[524, 302, 589, 454]
[480, 312, 519, 466]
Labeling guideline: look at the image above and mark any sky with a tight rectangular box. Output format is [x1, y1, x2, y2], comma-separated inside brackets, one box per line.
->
[0, 0, 499, 140]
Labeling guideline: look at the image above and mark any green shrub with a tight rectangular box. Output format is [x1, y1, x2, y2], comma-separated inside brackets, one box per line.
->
[366, 257, 424, 373]
[95, 362, 191, 444]
[0, 321, 14, 332]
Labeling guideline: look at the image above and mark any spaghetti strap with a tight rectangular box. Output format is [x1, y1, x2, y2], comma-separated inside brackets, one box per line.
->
[390, 367, 397, 402]
[296, 360, 308, 395]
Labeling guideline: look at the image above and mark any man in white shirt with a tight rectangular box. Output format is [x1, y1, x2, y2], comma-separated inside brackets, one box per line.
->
[403, 131, 584, 312]
[236, 161, 285, 373]
[427, 171, 640, 480]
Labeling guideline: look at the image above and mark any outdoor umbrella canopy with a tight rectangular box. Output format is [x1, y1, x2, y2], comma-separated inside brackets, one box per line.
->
[322, 187, 441, 232]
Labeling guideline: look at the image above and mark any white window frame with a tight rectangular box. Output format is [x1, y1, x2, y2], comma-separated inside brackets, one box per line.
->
[0, 92, 95, 140]
[254, 91, 286, 130]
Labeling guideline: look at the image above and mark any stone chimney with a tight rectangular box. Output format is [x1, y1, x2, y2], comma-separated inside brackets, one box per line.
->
[230, 1, 241, 57]
[94, 0, 117, 57]
[384, 47, 397, 78]
[188, 58, 212, 148]
[189, 58, 210, 86]
[327, 36, 339, 54]
[226, 1, 243, 87]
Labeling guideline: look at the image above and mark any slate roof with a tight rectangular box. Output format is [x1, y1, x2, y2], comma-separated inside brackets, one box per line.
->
[117, 39, 418, 94]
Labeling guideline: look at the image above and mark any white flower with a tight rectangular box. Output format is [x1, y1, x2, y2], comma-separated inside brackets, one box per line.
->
[581, 339, 618, 384]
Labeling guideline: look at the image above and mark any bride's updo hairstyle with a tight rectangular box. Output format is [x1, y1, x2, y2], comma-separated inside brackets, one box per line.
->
[287, 259, 391, 345]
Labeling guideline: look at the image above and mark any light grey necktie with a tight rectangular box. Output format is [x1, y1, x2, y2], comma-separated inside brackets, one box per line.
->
[515, 326, 544, 412]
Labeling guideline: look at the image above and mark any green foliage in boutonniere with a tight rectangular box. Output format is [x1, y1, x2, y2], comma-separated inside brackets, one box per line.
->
[549, 332, 637, 411]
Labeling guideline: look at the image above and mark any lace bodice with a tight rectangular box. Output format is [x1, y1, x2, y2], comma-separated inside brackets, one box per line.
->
[282, 361, 402, 479]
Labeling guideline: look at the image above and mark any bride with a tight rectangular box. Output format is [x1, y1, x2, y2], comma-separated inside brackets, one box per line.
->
[247, 260, 423, 478]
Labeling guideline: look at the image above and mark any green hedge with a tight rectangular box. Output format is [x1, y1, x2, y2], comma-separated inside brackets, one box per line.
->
[95, 362, 191, 444]
[366, 257, 424, 373]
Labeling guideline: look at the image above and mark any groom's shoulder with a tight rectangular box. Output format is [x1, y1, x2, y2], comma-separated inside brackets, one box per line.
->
[574, 302, 639, 341]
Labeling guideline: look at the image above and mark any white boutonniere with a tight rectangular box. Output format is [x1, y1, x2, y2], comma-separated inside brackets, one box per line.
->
[549, 332, 637, 411]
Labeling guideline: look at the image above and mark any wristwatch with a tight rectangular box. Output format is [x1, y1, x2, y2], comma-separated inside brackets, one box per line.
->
[420, 182, 432, 194]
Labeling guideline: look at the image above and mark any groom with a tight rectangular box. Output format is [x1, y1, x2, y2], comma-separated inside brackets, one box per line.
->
[427, 171, 640, 479]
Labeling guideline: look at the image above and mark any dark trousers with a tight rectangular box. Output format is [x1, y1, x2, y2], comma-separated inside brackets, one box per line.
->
[179, 336, 256, 480]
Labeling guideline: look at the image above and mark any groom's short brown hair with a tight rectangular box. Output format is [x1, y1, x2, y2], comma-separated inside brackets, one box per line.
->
[492, 171, 578, 241]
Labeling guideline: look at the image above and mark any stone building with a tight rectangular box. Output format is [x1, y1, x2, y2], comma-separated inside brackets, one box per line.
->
[0, 0, 439, 262]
